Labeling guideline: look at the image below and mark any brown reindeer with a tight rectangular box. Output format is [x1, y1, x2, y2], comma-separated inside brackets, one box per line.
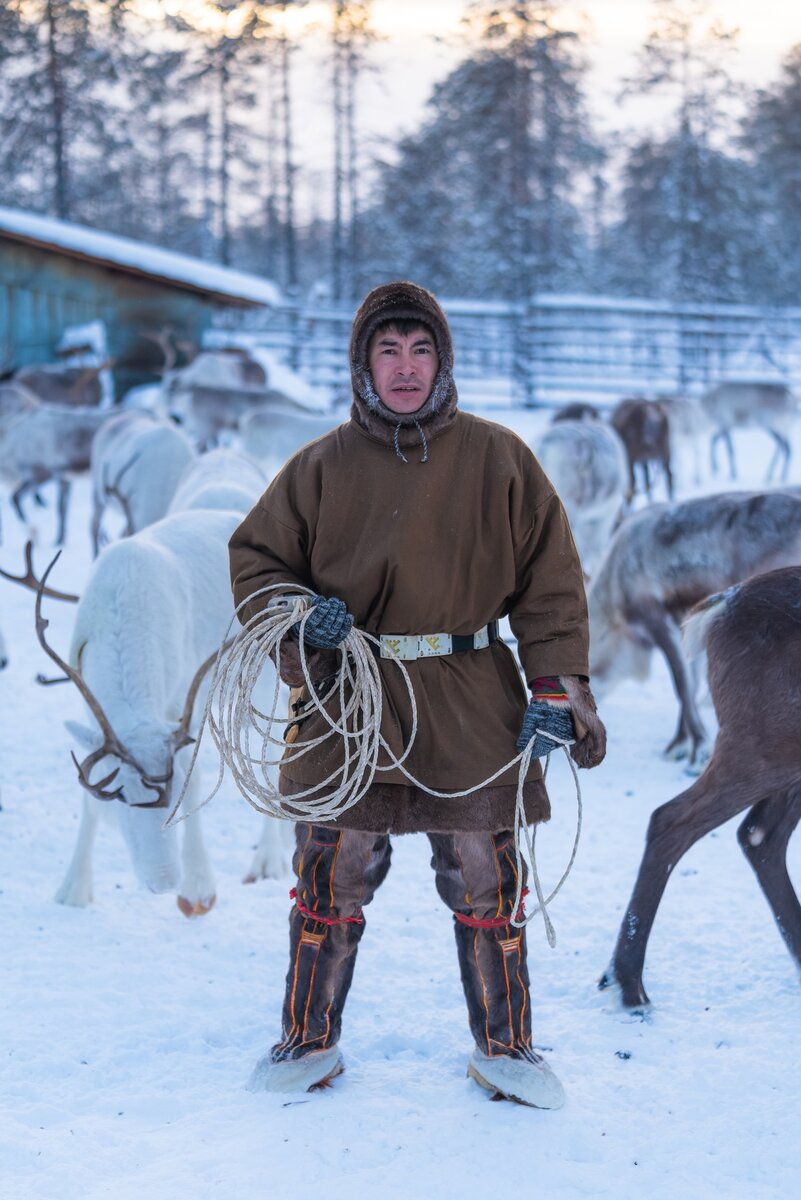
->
[611, 398, 673, 504]
[599, 566, 801, 1010]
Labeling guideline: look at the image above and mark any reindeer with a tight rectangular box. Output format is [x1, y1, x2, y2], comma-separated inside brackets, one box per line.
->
[238, 407, 340, 477]
[701, 381, 798, 484]
[551, 402, 600, 423]
[0, 383, 114, 544]
[659, 394, 708, 489]
[90, 410, 195, 555]
[15, 361, 113, 408]
[32, 505, 286, 915]
[534, 420, 627, 578]
[167, 350, 302, 450]
[589, 490, 801, 763]
[168, 448, 267, 516]
[610, 398, 673, 505]
[599, 566, 801, 1010]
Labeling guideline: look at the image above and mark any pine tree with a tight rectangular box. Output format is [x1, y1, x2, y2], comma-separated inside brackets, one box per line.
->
[611, 0, 753, 302]
[741, 45, 801, 301]
[330, 2, 376, 300]
[360, 1, 599, 301]
[0, 1, 131, 222]
[177, 2, 263, 266]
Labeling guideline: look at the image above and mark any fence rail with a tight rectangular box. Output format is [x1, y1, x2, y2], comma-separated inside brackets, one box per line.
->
[211, 293, 801, 408]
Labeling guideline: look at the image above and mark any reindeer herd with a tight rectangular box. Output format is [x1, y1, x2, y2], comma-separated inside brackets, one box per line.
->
[1, 342, 800, 1014]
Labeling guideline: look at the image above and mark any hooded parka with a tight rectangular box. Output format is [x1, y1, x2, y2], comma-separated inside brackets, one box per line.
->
[228, 282, 590, 834]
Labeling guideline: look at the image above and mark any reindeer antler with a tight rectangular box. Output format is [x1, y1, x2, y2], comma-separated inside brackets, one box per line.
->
[173, 639, 235, 750]
[101, 452, 141, 538]
[34, 554, 131, 801]
[0, 541, 79, 602]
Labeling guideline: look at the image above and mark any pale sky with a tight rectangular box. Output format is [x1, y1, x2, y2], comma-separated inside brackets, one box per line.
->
[139, 1, 801, 218]
[282, 0, 801, 214]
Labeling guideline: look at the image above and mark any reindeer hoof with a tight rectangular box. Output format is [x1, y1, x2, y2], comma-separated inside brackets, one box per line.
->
[177, 894, 216, 918]
[599, 967, 652, 1013]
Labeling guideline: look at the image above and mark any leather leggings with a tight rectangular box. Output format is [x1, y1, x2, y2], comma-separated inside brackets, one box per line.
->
[270, 823, 534, 1063]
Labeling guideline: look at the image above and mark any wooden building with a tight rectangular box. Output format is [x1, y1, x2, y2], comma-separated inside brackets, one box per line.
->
[0, 207, 282, 397]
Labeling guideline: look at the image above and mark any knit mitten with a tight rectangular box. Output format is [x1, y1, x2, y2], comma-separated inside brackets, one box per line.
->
[296, 594, 353, 649]
[516, 676, 575, 757]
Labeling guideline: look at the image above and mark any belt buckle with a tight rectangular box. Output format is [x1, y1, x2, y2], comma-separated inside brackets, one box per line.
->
[473, 626, 490, 650]
[418, 633, 452, 658]
[380, 635, 418, 661]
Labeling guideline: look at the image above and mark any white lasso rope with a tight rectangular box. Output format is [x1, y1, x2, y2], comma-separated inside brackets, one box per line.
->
[167, 584, 582, 945]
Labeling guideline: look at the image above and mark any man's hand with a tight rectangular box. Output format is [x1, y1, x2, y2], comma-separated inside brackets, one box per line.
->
[561, 675, 606, 768]
[296, 594, 354, 649]
[516, 677, 575, 757]
[275, 636, 338, 689]
[516, 676, 606, 768]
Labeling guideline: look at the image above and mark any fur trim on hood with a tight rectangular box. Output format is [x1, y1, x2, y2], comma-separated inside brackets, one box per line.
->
[349, 281, 459, 458]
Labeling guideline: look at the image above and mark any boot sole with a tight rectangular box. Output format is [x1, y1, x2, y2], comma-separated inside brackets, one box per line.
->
[467, 1057, 565, 1110]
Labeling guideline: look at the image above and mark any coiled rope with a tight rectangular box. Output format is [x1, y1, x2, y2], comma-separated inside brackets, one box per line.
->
[166, 585, 582, 944]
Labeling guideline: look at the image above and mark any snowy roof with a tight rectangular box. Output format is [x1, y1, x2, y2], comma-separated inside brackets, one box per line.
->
[0, 206, 282, 308]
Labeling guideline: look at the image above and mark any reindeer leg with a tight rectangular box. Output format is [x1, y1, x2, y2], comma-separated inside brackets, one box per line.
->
[600, 767, 752, 1009]
[55, 477, 70, 546]
[737, 791, 801, 972]
[54, 794, 100, 907]
[636, 602, 707, 762]
[243, 815, 289, 883]
[90, 495, 104, 558]
[723, 429, 736, 480]
[176, 773, 216, 917]
[768, 433, 792, 485]
[11, 480, 33, 523]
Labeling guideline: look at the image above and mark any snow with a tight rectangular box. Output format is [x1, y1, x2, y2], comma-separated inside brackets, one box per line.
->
[0, 207, 283, 308]
[2, 408, 801, 1200]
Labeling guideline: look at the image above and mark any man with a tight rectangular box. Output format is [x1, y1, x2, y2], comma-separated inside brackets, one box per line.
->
[229, 281, 606, 1107]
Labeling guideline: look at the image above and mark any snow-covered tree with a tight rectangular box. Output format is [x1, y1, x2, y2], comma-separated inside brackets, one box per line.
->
[0, 0, 131, 222]
[741, 44, 801, 301]
[361, 1, 600, 301]
[610, 0, 754, 302]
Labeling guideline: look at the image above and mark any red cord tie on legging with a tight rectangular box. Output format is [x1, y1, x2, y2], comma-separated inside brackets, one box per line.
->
[454, 887, 530, 928]
[289, 887, 365, 925]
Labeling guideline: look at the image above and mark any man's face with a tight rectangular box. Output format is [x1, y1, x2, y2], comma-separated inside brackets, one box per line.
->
[367, 326, 439, 415]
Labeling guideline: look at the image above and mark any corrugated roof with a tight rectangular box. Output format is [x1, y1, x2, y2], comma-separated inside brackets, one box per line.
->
[0, 206, 282, 307]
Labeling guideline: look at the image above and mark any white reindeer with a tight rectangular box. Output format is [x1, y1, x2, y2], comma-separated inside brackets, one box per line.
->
[701, 381, 798, 483]
[40, 503, 285, 915]
[167, 350, 303, 449]
[1, 382, 113, 544]
[168, 448, 289, 886]
[239, 407, 340, 477]
[90, 410, 195, 554]
[168, 448, 267, 517]
[535, 420, 627, 578]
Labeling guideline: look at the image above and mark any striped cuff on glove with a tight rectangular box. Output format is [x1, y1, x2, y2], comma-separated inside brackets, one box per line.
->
[531, 676, 570, 708]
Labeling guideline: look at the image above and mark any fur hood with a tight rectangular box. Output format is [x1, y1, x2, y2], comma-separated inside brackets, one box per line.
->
[348, 281, 459, 456]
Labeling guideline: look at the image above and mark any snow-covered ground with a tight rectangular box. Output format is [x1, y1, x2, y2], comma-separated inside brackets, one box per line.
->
[2, 411, 800, 1200]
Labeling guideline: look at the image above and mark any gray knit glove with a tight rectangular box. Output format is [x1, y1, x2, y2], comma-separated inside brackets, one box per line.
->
[295, 594, 353, 649]
[516, 700, 575, 758]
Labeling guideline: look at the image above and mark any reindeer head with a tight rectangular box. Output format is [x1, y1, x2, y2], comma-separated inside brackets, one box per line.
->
[63, 711, 197, 894]
[588, 585, 652, 694]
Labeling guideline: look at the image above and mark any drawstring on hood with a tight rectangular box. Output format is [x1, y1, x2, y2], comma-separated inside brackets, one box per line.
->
[392, 418, 430, 465]
[349, 281, 459, 463]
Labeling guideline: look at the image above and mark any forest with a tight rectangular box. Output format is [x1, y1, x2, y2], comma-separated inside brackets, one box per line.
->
[2, 0, 801, 306]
